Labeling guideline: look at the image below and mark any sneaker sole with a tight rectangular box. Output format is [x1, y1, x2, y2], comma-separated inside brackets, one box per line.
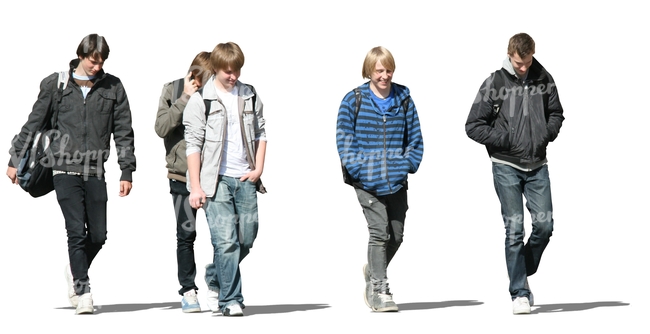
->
[75, 306, 94, 315]
[372, 306, 399, 312]
[223, 309, 244, 316]
[182, 307, 201, 313]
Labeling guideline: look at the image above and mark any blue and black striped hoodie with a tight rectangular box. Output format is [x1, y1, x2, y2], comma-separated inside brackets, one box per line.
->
[336, 82, 424, 196]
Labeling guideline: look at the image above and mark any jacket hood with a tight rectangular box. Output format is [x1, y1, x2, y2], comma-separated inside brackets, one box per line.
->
[359, 81, 411, 116]
[502, 56, 546, 82]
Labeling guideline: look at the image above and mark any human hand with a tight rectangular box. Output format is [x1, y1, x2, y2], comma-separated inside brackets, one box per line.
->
[119, 180, 132, 197]
[183, 72, 199, 96]
[189, 188, 206, 209]
[240, 169, 262, 183]
[6, 166, 17, 184]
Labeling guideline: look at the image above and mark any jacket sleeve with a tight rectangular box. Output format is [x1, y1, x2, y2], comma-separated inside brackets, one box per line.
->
[253, 92, 266, 142]
[404, 97, 424, 173]
[465, 73, 510, 148]
[155, 81, 190, 138]
[112, 79, 136, 181]
[336, 91, 362, 179]
[544, 74, 564, 143]
[182, 92, 207, 157]
[8, 73, 57, 168]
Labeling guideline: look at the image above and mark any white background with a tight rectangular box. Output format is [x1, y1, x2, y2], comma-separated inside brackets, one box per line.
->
[0, 0, 647, 332]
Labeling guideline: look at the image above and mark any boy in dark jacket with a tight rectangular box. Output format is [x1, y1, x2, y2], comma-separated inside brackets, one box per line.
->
[7, 34, 136, 315]
[465, 33, 564, 315]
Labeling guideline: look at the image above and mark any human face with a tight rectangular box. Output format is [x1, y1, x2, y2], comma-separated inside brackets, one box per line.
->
[369, 60, 393, 96]
[214, 66, 240, 92]
[77, 55, 104, 76]
[509, 52, 533, 77]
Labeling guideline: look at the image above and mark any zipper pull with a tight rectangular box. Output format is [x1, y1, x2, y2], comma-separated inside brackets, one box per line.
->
[383, 115, 386, 122]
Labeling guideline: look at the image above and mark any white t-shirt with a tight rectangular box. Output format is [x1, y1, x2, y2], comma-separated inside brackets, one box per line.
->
[72, 73, 95, 98]
[217, 86, 251, 177]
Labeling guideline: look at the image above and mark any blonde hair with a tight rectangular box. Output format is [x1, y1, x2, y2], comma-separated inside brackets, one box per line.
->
[210, 42, 245, 72]
[362, 46, 395, 79]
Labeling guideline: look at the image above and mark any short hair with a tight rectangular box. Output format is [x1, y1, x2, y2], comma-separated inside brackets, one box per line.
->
[507, 33, 535, 58]
[210, 42, 245, 73]
[188, 51, 212, 86]
[76, 34, 110, 61]
[362, 46, 395, 79]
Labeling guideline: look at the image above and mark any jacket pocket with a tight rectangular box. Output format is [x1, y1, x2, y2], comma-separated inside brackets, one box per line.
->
[242, 110, 255, 143]
[205, 110, 225, 142]
[98, 91, 116, 114]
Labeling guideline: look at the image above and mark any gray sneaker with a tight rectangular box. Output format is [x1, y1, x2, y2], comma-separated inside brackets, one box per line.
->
[362, 264, 371, 308]
[370, 290, 398, 312]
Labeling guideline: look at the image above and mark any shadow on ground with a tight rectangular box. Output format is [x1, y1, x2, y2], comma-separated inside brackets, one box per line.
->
[397, 300, 484, 311]
[532, 301, 630, 314]
[56, 302, 331, 315]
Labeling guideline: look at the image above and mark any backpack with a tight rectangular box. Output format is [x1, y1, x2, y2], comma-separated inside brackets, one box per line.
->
[341, 88, 410, 186]
[16, 71, 69, 197]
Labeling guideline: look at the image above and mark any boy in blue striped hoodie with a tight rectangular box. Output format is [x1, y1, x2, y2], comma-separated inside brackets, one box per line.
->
[336, 46, 424, 312]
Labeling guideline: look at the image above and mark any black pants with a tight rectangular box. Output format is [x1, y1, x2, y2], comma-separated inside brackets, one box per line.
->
[54, 174, 107, 295]
[170, 179, 198, 295]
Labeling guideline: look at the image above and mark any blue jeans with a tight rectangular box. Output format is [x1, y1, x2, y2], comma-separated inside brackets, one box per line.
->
[204, 176, 258, 309]
[492, 163, 554, 299]
[53, 174, 107, 295]
[355, 187, 407, 292]
[169, 179, 198, 295]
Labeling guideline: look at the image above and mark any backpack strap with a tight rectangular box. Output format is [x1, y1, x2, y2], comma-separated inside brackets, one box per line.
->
[353, 88, 361, 128]
[202, 84, 257, 119]
[172, 78, 184, 101]
[490, 69, 506, 124]
[51, 71, 69, 129]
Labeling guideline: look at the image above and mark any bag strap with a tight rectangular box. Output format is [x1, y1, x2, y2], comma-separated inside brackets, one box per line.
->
[172, 78, 184, 101]
[49, 71, 68, 130]
[203, 84, 257, 119]
[490, 69, 506, 123]
[352, 87, 410, 129]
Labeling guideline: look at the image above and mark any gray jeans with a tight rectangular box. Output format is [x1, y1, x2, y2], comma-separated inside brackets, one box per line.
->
[355, 187, 408, 292]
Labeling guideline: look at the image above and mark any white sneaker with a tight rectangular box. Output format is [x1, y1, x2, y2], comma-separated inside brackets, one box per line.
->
[75, 293, 94, 314]
[222, 303, 243, 316]
[512, 296, 531, 314]
[181, 290, 201, 313]
[206, 289, 220, 312]
[64, 264, 78, 307]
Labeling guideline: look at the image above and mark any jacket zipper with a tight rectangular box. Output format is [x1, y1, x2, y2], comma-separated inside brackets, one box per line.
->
[382, 114, 392, 193]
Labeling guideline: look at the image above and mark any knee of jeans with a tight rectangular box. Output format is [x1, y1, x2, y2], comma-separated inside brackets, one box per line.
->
[240, 238, 255, 250]
[534, 221, 554, 239]
[368, 235, 389, 246]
